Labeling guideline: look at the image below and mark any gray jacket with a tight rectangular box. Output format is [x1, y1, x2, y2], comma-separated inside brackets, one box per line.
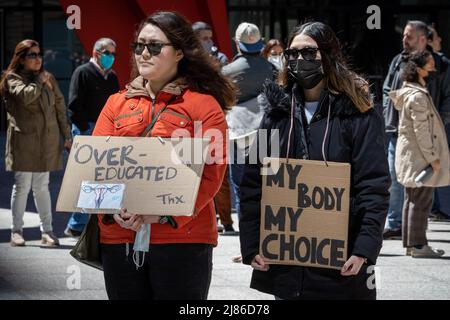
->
[226, 94, 266, 139]
[383, 50, 450, 134]
[222, 54, 275, 103]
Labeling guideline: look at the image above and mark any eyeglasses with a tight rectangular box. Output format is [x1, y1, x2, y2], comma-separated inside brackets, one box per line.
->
[284, 47, 319, 61]
[24, 52, 43, 60]
[131, 42, 173, 56]
[97, 50, 116, 57]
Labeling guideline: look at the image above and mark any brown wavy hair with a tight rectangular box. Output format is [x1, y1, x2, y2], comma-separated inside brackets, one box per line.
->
[0, 39, 42, 96]
[400, 50, 432, 83]
[280, 22, 372, 112]
[130, 11, 236, 111]
[262, 39, 284, 59]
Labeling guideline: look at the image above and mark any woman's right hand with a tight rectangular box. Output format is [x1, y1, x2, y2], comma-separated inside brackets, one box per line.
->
[38, 71, 52, 90]
[113, 209, 144, 232]
[251, 255, 270, 272]
[431, 159, 441, 173]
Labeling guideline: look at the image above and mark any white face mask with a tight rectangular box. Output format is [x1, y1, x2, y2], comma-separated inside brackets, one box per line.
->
[268, 55, 284, 71]
[202, 40, 214, 53]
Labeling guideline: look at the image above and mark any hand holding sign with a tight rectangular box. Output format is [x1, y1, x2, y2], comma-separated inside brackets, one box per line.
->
[340, 255, 366, 276]
[141, 215, 162, 224]
[113, 209, 144, 232]
[251, 254, 270, 272]
[113, 209, 161, 232]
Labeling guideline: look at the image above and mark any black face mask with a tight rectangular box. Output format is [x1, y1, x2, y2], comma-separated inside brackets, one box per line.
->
[288, 59, 324, 89]
[424, 70, 437, 84]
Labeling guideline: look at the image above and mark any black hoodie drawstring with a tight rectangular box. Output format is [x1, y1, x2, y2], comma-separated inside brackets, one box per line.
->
[322, 98, 332, 167]
[285, 84, 297, 162]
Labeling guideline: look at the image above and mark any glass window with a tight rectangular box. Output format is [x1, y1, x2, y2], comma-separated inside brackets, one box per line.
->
[0, 0, 33, 7]
[228, 0, 271, 6]
[4, 11, 34, 66]
[42, 11, 88, 102]
[0, 9, 4, 71]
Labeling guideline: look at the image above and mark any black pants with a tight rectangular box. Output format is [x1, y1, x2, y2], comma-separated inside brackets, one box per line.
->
[101, 243, 213, 300]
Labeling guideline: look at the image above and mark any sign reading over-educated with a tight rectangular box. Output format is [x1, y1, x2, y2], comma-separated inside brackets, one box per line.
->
[56, 136, 209, 216]
[260, 158, 351, 270]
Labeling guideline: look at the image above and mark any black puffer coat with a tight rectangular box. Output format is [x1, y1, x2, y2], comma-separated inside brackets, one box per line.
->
[239, 82, 391, 300]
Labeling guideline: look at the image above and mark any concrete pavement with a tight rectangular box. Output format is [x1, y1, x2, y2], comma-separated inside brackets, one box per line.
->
[1, 209, 450, 300]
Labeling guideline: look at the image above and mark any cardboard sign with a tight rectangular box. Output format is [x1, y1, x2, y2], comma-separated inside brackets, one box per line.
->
[260, 157, 350, 270]
[56, 136, 209, 216]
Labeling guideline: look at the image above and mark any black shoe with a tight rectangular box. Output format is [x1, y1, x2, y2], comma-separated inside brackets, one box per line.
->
[64, 227, 82, 238]
[217, 225, 224, 233]
[221, 224, 239, 236]
[383, 228, 402, 240]
[429, 211, 450, 222]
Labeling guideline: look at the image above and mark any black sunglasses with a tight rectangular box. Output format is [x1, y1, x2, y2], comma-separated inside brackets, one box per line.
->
[97, 49, 116, 57]
[131, 42, 173, 56]
[24, 52, 43, 59]
[284, 47, 319, 61]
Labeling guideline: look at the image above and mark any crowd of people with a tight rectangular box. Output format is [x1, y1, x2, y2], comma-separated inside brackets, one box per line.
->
[0, 10, 449, 300]
[382, 21, 450, 258]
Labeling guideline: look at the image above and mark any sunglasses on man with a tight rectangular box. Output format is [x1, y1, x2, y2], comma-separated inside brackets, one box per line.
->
[284, 47, 320, 61]
[131, 42, 173, 56]
[97, 50, 116, 57]
[24, 52, 43, 60]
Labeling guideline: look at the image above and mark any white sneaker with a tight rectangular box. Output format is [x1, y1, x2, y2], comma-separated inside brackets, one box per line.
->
[406, 247, 412, 256]
[11, 231, 25, 247]
[412, 245, 444, 258]
[41, 232, 60, 246]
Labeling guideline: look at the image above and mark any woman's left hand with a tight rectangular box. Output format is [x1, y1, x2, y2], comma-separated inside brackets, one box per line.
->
[140, 215, 161, 224]
[340, 255, 366, 276]
[64, 140, 72, 152]
[114, 209, 144, 232]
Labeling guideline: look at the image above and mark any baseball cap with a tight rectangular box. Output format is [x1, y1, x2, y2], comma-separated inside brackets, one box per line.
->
[235, 22, 264, 53]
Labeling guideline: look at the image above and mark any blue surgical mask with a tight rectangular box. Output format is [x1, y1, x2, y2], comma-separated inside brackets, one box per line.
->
[99, 53, 115, 70]
[132, 224, 150, 269]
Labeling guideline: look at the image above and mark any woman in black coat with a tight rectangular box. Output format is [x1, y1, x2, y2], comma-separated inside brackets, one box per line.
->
[239, 22, 391, 300]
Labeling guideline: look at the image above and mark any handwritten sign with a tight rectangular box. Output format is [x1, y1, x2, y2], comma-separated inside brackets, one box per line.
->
[260, 158, 350, 270]
[57, 136, 209, 216]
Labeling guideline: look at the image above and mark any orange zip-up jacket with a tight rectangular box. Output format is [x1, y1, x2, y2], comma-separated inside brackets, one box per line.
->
[92, 76, 228, 246]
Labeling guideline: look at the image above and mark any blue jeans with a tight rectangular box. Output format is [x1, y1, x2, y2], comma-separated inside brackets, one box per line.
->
[66, 122, 95, 232]
[432, 123, 450, 217]
[386, 133, 404, 230]
[229, 164, 244, 220]
[432, 187, 450, 217]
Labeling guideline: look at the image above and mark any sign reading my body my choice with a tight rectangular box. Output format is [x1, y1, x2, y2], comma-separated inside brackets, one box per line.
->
[56, 136, 208, 216]
[260, 158, 351, 270]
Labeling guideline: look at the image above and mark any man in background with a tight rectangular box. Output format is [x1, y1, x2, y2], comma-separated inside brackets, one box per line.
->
[64, 37, 120, 237]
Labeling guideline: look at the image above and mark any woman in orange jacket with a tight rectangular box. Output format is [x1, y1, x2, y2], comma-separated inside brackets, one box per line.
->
[93, 11, 236, 300]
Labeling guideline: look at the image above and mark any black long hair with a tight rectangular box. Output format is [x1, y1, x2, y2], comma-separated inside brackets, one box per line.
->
[130, 11, 236, 111]
[280, 21, 372, 112]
